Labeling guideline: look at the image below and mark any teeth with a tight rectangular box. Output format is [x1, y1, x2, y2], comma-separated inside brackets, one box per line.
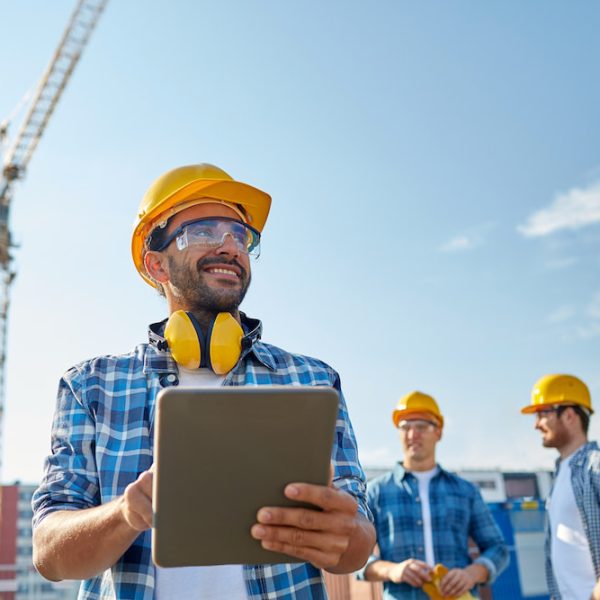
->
[209, 268, 237, 276]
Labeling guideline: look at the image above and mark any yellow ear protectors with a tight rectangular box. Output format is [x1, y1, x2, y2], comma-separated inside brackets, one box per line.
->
[162, 310, 243, 374]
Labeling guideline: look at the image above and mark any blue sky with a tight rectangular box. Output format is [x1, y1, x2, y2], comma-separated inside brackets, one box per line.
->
[1, 1, 599, 483]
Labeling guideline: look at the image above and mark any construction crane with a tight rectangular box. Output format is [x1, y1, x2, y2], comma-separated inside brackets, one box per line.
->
[0, 0, 108, 476]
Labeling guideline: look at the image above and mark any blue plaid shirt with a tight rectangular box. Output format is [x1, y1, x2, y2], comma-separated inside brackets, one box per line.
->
[356, 463, 508, 599]
[545, 441, 600, 600]
[32, 315, 369, 600]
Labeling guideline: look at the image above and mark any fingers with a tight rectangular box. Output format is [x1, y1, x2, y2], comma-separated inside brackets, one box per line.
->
[251, 524, 350, 568]
[439, 569, 470, 597]
[122, 470, 153, 531]
[396, 559, 432, 587]
[251, 483, 359, 569]
[283, 482, 359, 515]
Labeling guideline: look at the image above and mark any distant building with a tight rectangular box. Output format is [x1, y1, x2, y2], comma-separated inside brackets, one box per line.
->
[0, 483, 79, 600]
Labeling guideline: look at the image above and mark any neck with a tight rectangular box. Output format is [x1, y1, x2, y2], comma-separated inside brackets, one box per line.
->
[190, 309, 241, 333]
[404, 457, 436, 472]
[558, 433, 588, 459]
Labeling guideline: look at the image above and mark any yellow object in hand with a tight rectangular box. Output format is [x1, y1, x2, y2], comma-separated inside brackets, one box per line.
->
[421, 564, 476, 600]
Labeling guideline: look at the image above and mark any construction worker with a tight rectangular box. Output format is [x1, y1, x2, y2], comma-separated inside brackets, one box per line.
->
[522, 373, 600, 600]
[357, 391, 508, 599]
[31, 164, 375, 599]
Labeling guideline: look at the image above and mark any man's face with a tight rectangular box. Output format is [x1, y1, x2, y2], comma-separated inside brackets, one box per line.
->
[534, 409, 572, 449]
[398, 412, 442, 463]
[161, 203, 252, 313]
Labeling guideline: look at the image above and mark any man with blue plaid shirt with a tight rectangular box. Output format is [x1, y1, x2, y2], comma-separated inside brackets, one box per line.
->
[32, 163, 375, 599]
[522, 374, 600, 600]
[357, 391, 508, 599]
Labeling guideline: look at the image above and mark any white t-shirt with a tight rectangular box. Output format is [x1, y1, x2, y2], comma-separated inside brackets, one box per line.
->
[412, 467, 439, 567]
[548, 450, 596, 600]
[155, 367, 247, 600]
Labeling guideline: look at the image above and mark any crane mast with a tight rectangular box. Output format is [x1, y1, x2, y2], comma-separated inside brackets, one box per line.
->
[0, 0, 107, 476]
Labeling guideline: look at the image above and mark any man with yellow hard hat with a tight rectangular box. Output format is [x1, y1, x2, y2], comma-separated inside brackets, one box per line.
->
[522, 373, 600, 600]
[357, 391, 508, 599]
[31, 164, 375, 599]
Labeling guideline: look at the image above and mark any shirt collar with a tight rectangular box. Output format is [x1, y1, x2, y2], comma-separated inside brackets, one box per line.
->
[557, 440, 599, 469]
[393, 461, 447, 483]
[143, 311, 275, 375]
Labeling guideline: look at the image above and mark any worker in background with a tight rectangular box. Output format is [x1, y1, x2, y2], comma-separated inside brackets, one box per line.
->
[357, 391, 508, 599]
[31, 163, 375, 599]
[521, 373, 600, 600]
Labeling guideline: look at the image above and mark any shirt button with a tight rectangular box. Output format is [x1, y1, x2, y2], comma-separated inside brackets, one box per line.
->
[416, 497, 421, 502]
[417, 520, 423, 525]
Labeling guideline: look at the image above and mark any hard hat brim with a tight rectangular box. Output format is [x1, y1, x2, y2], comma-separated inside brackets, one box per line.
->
[392, 409, 444, 428]
[521, 400, 594, 415]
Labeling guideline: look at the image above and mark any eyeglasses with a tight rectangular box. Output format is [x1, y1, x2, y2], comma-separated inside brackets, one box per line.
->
[534, 405, 574, 420]
[154, 217, 261, 257]
[397, 419, 438, 434]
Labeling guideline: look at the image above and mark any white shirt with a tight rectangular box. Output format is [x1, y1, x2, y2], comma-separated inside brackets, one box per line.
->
[412, 467, 439, 566]
[155, 367, 247, 599]
[548, 451, 596, 600]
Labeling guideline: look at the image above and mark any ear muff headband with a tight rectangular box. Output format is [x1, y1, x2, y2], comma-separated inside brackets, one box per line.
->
[163, 309, 243, 374]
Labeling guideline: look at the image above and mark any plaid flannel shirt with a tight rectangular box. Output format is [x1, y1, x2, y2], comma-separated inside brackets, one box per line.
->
[356, 463, 508, 599]
[32, 315, 369, 600]
[545, 441, 600, 600]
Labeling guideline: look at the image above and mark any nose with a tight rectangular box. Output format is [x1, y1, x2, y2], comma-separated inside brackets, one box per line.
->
[215, 232, 241, 257]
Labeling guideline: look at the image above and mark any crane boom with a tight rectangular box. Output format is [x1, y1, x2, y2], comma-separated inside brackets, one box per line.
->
[0, 0, 107, 476]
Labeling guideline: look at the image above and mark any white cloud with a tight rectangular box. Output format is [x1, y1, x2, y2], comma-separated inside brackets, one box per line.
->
[586, 291, 600, 320]
[440, 236, 474, 252]
[575, 291, 600, 339]
[545, 257, 578, 270]
[519, 181, 600, 237]
[548, 305, 576, 324]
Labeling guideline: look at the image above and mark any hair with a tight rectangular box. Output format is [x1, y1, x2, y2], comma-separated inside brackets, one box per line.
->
[557, 404, 590, 435]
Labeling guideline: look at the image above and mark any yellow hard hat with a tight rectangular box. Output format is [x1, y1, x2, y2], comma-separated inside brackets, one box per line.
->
[132, 163, 272, 287]
[392, 391, 444, 428]
[521, 373, 593, 414]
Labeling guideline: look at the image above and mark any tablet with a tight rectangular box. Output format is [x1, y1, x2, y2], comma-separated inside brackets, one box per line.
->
[151, 385, 339, 567]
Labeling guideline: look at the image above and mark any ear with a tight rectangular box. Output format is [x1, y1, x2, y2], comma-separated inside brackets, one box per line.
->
[144, 250, 170, 284]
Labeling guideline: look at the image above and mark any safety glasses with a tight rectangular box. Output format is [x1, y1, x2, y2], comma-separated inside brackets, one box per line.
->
[154, 217, 261, 257]
[397, 419, 439, 434]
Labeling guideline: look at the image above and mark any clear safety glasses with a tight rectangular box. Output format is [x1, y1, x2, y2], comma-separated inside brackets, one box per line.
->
[155, 217, 261, 257]
[397, 419, 438, 434]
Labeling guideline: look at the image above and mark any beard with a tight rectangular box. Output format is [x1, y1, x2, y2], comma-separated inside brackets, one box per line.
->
[541, 423, 570, 449]
[167, 254, 251, 314]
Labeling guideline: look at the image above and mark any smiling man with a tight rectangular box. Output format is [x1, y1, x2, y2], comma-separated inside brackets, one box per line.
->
[31, 163, 375, 599]
[357, 391, 508, 599]
[522, 373, 600, 600]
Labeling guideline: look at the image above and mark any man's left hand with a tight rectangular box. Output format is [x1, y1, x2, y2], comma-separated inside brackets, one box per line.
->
[439, 567, 477, 597]
[251, 481, 360, 570]
[591, 579, 600, 600]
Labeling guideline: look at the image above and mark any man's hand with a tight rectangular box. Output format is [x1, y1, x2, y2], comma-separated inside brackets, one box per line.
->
[250, 480, 363, 570]
[439, 567, 477, 597]
[591, 579, 600, 600]
[120, 469, 153, 531]
[387, 559, 433, 587]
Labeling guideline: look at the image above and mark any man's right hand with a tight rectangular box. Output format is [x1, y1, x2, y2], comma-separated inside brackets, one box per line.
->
[387, 558, 433, 587]
[121, 469, 154, 531]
